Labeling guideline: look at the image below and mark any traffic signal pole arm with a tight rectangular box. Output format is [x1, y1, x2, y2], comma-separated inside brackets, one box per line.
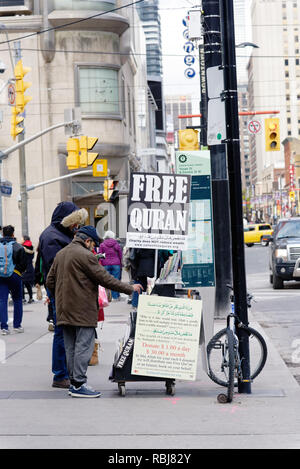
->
[178, 110, 280, 119]
[0, 120, 79, 160]
[26, 169, 93, 193]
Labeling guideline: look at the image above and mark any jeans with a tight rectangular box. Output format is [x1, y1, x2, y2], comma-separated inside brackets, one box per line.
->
[104, 265, 121, 299]
[131, 276, 148, 308]
[46, 288, 69, 382]
[0, 272, 23, 330]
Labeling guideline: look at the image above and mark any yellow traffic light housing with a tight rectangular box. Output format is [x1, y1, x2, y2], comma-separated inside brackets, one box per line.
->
[79, 136, 98, 168]
[103, 179, 116, 202]
[178, 129, 199, 151]
[66, 138, 80, 170]
[14, 60, 32, 114]
[10, 106, 24, 140]
[265, 118, 280, 152]
[290, 191, 295, 202]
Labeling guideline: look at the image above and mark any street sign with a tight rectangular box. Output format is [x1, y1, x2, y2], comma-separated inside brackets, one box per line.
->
[0, 180, 12, 197]
[248, 120, 261, 134]
[93, 159, 107, 177]
[207, 98, 226, 145]
[206, 66, 226, 145]
[8, 83, 16, 107]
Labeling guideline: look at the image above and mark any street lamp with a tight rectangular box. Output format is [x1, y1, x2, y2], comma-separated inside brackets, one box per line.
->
[236, 42, 259, 49]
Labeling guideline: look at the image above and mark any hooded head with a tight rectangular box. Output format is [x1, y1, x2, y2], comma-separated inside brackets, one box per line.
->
[51, 202, 88, 233]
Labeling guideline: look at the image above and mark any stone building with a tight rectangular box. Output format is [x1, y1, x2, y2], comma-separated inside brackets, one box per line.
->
[0, 0, 155, 243]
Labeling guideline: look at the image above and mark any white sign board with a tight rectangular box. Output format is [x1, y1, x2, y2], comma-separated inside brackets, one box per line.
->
[132, 295, 202, 380]
[207, 98, 226, 145]
[126, 172, 191, 251]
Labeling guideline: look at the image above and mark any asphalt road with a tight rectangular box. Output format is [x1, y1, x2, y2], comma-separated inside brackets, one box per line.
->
[245, 244, 300, 384]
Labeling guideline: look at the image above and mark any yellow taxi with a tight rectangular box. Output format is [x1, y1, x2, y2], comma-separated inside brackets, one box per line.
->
[244, 223, 273, 246]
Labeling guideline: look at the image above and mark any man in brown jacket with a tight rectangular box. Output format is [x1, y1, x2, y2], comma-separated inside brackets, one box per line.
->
[46, 225, 142, 398]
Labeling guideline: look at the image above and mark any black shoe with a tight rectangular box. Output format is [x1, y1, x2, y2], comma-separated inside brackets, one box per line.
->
[52, 378, 70, 389]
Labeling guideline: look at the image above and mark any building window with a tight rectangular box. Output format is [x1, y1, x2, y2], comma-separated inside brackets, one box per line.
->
[77, 65, 120, 116]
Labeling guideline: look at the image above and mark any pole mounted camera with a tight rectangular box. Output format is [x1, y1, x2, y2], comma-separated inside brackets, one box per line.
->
[0, 60, 7, 74]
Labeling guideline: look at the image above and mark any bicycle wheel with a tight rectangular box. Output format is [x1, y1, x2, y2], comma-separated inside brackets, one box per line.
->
[225, 328, 235, 403]
[207, 326, 267, 387]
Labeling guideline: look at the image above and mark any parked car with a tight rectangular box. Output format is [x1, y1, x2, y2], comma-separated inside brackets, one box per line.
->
[244, 223, 273, 247]
[268, 217, 300, 289]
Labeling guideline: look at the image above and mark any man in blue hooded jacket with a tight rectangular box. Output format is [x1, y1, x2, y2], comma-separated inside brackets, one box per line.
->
[39, 202, 88, 388]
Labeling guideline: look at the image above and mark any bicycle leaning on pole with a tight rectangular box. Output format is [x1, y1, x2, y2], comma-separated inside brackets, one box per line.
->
[206, 285, 268, 403]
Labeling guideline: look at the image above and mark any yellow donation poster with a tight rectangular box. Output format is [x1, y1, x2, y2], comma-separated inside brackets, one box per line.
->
[132, 295, 202, 380]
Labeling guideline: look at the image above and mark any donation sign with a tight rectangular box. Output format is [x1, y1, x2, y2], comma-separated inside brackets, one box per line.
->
[132, 295, 202, 380]
[126, 172, 191, 250]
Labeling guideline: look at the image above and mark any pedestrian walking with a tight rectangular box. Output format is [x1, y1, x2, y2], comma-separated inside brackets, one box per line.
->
[39, 201, 88, 389]
[46, 225, 143, 398]
[98, 231, 123, 301]
[21, 236, 35, 304]
[0, 225, 27, 334]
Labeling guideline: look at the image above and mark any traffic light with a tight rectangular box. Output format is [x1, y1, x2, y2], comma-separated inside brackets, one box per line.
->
[79, 136, 98, 168]
[10, 106, 24, 140]
[290, 191, 295, 202]
[178, 129, 199, 151]
[66, 137, 80, 170]
[66, 136, 98, 170]
[14, 60, 32, 114]
[103, 179, 118, 202]
[265, 118, 280, 152]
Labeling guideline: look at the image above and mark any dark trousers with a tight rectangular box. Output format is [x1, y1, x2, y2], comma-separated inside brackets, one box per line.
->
[46, 288, 68, 382]
[23, 281, 33, 300]
[0, 273, 23, 330]
[132, 276, 148, 308]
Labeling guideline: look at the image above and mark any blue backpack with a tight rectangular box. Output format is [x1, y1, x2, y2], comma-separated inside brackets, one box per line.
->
[0, 241, 15, 277]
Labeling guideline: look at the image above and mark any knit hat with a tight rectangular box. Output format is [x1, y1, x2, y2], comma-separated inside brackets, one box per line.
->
[104, 230, 115, 239]
[76, 225, 100, 247]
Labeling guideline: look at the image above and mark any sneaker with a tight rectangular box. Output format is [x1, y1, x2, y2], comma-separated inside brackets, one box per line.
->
[28, 299, 35, 304]
[13, 327, 24, 333]
[48, 321, 55, 332]
[1, 328, 10, 335]
[70, 384, 101, 398]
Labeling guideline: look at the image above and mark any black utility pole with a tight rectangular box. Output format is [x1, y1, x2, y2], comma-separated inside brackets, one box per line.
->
[219, 0, 251, 393]
[202, 0, 232, 318]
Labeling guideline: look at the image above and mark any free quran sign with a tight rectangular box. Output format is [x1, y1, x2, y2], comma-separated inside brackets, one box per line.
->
[126, 172, 191, 251]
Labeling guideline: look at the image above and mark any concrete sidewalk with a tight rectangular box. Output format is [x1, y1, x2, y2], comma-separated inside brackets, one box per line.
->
[0, 295, 300, 449]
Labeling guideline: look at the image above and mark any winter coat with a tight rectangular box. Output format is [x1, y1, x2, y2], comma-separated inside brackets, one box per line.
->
[22, 241, 35, 284]
[134, 249, 156, 278]
[46, 237, 134, 328]
[99, 238, 122, 266]
[132, 249, 172, 279]
[0, 237, 27, 275]
[39, 202, 87, 278]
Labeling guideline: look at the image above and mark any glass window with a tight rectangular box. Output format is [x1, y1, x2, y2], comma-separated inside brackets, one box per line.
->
[78, 66, 120, 115]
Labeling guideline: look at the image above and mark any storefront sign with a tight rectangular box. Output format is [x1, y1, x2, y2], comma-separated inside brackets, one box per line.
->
[132, 295, 202, 380]
[126, 172, 191, 251]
